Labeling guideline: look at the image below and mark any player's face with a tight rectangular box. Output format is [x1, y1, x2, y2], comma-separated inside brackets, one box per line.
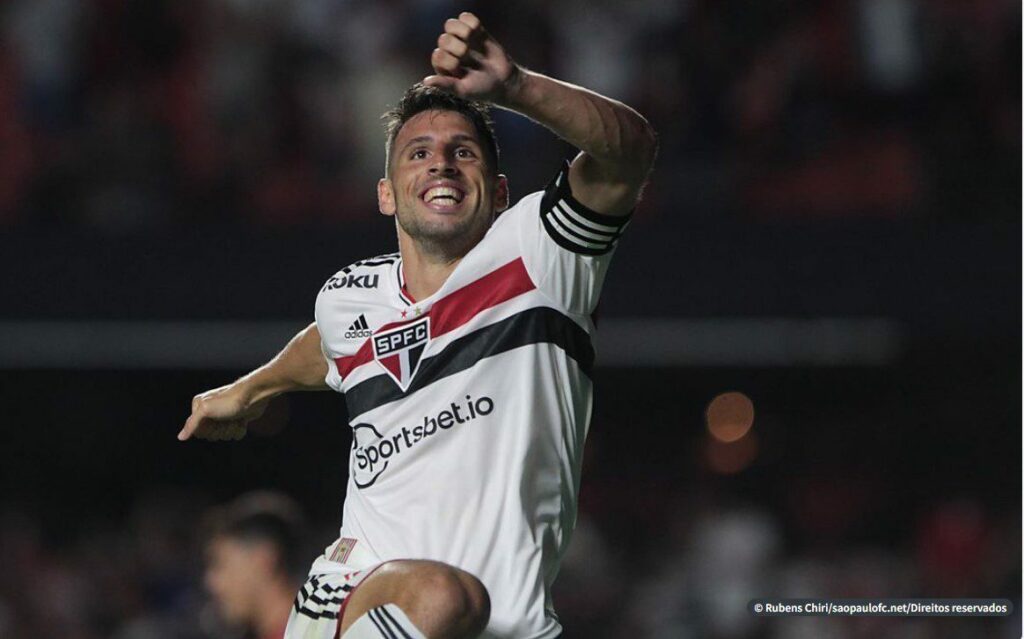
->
[204, 537, 264, 626]
[379, 110, 508, 256]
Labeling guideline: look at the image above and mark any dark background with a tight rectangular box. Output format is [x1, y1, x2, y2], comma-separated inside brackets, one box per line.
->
[0, 0, 1019, 637]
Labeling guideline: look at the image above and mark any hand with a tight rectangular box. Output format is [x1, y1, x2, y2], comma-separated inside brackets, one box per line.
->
[423, 12, 521, 104]
[178, 382, 268, 441]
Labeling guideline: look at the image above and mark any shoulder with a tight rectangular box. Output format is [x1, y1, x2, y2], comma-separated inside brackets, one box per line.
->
[319, 251, 399, 295]
[316, 251, 397, 346]
[488, 187, 545, 236]
[492, 161, 631, 257]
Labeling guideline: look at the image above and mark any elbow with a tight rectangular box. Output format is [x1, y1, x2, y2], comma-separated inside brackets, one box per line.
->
[617, 117, 657, 185]
[636, 118, 658, 176]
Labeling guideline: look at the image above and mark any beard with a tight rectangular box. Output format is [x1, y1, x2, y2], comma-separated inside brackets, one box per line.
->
[394, 200, 492, 260]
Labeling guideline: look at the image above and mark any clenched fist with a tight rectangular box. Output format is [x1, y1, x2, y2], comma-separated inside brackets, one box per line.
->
[423, 12, 521, 104]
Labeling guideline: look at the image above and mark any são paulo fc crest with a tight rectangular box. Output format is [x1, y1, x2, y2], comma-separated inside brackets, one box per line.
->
[372, 316, 430, 391]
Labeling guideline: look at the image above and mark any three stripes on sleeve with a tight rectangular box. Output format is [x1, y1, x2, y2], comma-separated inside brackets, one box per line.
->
[539, 161, 632, 256]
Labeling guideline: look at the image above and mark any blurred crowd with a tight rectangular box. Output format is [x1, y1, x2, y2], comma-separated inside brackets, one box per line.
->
[0, 485, 1017, 638]
[0, 0, 1018, 230]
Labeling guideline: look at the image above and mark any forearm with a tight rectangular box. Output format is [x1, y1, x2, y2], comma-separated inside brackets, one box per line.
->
[238, 322, 329, 403]
[179, 323, 328, 441]
[423, 11, 656, 213]
[496, 68, 657, 183]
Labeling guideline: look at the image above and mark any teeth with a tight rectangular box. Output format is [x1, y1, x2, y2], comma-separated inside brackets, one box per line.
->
[425, 186, 462, 203]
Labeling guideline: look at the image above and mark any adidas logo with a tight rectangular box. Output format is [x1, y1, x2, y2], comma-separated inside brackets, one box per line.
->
[345, 315, 373, 340]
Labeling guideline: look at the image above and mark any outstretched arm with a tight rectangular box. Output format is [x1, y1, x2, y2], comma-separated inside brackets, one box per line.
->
[424, 12, 657, 217]
[178, 322, 328, 441]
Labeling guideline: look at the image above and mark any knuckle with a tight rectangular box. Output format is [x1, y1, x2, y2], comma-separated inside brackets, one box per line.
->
[446, 17, 469, 35]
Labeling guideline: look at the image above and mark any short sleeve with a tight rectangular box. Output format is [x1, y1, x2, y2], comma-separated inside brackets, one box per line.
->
[515, 161, 632, 316]
[314, 279, 347, 392]
[321, 337, 343, 391]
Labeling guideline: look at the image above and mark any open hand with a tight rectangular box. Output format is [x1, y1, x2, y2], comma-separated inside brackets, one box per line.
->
[423, 12, 520, 104]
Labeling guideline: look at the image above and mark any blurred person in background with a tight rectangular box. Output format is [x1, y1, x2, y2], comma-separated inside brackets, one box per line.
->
[203, 491, 308, 639]
[180, 9, 656, 639]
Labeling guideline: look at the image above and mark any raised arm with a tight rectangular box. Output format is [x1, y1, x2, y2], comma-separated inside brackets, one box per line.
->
[178, 322, 328, 441]
[423, 12, 657, 216]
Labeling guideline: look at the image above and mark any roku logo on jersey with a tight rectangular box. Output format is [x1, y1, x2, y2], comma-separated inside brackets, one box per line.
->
[351, 394, 495, 488]
[322, 274, 380, 291]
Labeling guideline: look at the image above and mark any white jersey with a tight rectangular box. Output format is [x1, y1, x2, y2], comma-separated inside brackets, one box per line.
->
[312, 163, 630, 639]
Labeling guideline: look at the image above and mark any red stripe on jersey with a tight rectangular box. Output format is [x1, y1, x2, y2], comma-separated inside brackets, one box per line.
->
[334, 258, 536, 379]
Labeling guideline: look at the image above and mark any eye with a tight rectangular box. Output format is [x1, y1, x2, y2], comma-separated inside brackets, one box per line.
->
[411, 148, 428, 160]
[456, 147, 476, 159]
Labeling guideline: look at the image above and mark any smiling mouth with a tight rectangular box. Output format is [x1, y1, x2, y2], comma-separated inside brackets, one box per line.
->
[420, 185, 465, 207]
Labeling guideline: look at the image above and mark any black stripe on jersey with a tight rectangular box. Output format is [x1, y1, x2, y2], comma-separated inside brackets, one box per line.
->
[335, 253, 399, 279]
[540, 160, 631, 256]
[542, 210, 612, 256]
[395, 265, 412, 306]
[357, 252, 399, 266]
[293, 581, 346, 620]
[553, 201, 619, 238]
[344, 306, 593, 418]
[543, 207, 617, 254]
[294, 603, 340, 620]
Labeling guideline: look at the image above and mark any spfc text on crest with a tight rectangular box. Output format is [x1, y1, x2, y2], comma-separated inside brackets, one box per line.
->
[372, 316, 430, 390]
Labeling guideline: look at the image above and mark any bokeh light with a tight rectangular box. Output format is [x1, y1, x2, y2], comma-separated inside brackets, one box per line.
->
[705, 391, 755, 443]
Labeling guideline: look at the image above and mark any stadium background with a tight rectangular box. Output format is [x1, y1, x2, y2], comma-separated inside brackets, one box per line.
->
[0, 0, 1019, 637]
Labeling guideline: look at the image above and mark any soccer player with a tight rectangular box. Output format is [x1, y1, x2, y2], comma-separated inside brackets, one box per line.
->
[180, 12, 656, 639]
[203, 492, 308, 639]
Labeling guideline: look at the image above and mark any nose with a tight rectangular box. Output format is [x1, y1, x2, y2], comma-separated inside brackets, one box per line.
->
[428, 153, 458, 176]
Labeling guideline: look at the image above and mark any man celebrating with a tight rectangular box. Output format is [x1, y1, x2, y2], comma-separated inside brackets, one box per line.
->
[180, 12, 656, 639]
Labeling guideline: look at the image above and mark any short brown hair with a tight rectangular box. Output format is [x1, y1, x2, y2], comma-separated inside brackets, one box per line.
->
[381, 83, 500, 176]
[203, 491, 306, 577]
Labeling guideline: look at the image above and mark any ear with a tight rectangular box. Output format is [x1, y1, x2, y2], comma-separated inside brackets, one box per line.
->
[378, 178, 396, 216]
[494, 174, 509, 212]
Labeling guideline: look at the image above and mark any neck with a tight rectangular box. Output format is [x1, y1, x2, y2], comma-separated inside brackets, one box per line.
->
[398, 232, 466, 300]
[253, 579, 294, 638]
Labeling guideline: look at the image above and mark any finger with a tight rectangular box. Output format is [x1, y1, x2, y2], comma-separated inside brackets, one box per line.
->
[423, 74, 458, 93]
[178, 410, 203, 440]
[458, 12, 482, 31]
[438, 33, 468, 59]
[194, 417, 229, 441]
[204, 420, 233, 441]
[193, 418, 216, 441]
[430, 48, 463, 76]
[444, 17, 473, 41]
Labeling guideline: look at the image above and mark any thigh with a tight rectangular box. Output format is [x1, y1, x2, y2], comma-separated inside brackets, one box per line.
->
[336, 559, 487, 637]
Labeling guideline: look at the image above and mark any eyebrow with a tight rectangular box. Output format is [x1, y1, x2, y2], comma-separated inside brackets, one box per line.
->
[400, 134, 481, 153]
